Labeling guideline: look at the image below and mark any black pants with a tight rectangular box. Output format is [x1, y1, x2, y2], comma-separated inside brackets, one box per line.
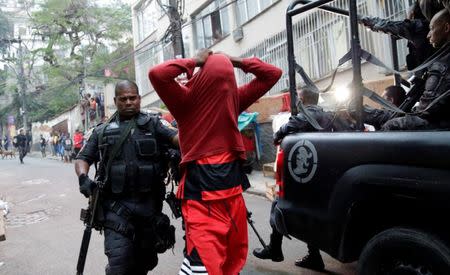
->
[103, 195, 162, 275]
[18, 146, 27, 162]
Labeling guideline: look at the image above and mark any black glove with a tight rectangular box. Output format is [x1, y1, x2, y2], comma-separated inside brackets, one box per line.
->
[78, 174, 96, 198]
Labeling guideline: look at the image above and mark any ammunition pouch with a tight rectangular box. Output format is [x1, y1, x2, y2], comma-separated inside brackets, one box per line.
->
[110, 163, 127, 193]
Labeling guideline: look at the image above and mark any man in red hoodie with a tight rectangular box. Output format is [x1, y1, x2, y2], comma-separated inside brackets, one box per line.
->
[149, 50, 282, 274]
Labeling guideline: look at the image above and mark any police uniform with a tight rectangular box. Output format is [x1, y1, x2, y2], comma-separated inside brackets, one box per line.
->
[360, 16, 435, 70]
[273, 105, 356, 144]
[76, 111, 177, 275]
[382, 46, 450, 130]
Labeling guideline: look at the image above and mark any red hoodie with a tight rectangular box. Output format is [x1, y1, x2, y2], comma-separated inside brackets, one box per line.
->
[149, 54, 282, 166]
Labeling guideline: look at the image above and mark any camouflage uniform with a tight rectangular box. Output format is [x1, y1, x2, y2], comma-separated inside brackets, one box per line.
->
[360, 16, 434, 70]
[382, 46, 450, 130]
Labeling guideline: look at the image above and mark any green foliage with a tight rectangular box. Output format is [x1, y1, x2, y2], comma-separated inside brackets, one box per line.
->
[31, 0, 133, 78]
[4, 0, 135, 123]
[27, 84, 79, 122]
[89, 39, 135, 80]
[0, 10, 12, 54]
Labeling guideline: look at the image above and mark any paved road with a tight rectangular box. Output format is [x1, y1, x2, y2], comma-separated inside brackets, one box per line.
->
[0, 155, 356, 274]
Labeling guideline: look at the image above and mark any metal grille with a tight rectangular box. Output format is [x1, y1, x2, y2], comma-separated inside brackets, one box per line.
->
[237, 0, 414, 96]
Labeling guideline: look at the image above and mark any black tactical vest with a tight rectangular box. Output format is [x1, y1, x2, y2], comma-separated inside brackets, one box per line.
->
[99, 113, 163, 194]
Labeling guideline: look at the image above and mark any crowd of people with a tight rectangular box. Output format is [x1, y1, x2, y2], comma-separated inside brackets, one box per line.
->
[35, 129, 85, 163]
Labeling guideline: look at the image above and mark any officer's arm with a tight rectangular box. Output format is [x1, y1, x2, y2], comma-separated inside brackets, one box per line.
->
[360, 17, 414, 40]
[75, 160, 90, 177]
[416, 63, 450, 117]
[171, 134, 179, 147]
[155, 118, 179, 148]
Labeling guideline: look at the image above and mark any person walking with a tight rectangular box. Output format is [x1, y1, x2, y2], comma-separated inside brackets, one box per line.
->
[149, 50, 282, 274]
[15, 129, 28, 164]
[74, 80, 179, 275]
[40, 134, 47, 158]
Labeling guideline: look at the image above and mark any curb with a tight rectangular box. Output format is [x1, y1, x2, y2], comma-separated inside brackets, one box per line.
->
[245, 188, 267, 198]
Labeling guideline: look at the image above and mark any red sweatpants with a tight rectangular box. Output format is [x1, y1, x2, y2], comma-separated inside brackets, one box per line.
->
[181, 194, 248, 275]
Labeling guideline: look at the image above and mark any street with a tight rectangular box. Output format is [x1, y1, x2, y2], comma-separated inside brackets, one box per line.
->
[0, 155, 356, 275]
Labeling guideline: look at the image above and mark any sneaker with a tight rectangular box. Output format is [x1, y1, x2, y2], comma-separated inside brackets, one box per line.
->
[253, 246, 284, 262]
[294, 253, 325, 271]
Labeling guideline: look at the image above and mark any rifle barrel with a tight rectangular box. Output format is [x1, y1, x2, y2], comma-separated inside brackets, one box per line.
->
[76, 227, 92, 275]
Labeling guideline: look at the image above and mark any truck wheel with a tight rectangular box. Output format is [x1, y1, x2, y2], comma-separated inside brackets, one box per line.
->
[358, 228, 450, 275]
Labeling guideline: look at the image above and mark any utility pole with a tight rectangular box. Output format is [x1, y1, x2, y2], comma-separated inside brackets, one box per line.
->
[17, 37, 28, 132]
[1, 37, 28, 132]
[168, 0, 185, 58]
[80, 54, 89, 132]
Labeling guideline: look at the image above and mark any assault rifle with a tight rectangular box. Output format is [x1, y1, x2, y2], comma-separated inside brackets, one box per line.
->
[76, 143, 108, 275]
[76, 182, 103, 275]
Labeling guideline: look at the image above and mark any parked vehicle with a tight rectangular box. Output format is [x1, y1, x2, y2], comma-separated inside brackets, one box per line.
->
[272, 1, 450, 274]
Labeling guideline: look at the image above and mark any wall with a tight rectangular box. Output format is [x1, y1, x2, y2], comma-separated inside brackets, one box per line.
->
[31, 105, 82, 149]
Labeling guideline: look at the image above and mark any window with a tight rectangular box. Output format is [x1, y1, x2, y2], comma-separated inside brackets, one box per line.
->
[135, 1, 160, 43]
[236, 0, 276, 26]
[193, 0, 230, 49]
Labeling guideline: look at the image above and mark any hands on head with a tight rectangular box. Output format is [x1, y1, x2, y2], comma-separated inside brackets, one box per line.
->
[193, 49, 243, 68]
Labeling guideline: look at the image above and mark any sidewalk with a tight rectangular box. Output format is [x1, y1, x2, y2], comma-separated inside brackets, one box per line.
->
[246, 170, 276, 199]
[28, 151, 273, 198]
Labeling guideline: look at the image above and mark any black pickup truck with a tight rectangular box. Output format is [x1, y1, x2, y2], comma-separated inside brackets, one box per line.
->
[272, 0, 450, 274]
[273, 131, 450, 274]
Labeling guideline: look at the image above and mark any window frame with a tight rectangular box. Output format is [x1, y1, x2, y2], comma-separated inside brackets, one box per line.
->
[192, 0, 231, 50]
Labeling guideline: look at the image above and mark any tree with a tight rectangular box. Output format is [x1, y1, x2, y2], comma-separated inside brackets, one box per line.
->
[0, 10, 12, 54]
[31, 0, 132, 80]
[23, 0, 134, 122]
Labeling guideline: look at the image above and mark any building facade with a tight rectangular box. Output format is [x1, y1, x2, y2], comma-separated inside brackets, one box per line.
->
[131, 0, 417, 166]
[132, 0, 415, 107]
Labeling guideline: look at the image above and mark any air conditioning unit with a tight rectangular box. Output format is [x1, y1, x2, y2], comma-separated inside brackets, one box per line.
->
[232, 27, 244, 42]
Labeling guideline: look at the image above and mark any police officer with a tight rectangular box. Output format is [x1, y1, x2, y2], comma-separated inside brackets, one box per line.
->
[74, 80, 178, 275]
[15, 129, 28, 164]
[382, 9, 450, 130]
[254, 88, 355, 271]
[360, 1, 437, 70]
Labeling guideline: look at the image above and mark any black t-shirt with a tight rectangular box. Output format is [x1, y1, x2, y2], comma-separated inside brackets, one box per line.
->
[16, 134, 27, 148]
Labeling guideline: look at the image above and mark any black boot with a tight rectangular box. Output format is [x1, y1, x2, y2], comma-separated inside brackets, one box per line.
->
[252, 232, 284, 262]
[294, 247, 325, 271]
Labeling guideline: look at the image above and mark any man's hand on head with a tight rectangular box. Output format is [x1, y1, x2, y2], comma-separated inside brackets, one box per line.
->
[194, 48, 213, 67]
[215, 51, 244, 68]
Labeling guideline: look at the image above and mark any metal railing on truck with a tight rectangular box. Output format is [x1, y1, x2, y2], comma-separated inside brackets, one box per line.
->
[286, 0, 405, 130]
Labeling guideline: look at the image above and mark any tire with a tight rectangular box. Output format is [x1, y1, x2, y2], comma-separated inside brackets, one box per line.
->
[358, 228, 450, 275]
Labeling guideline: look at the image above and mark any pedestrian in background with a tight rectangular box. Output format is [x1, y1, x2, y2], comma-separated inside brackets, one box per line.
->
[40, 134, 47, 158]
[73, 129, 84, 158]
[63, 133, 73, 163]
[15, 129, 28, 164]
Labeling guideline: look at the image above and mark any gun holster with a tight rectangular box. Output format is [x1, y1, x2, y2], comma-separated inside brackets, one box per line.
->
[165, 192, 182, 219]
